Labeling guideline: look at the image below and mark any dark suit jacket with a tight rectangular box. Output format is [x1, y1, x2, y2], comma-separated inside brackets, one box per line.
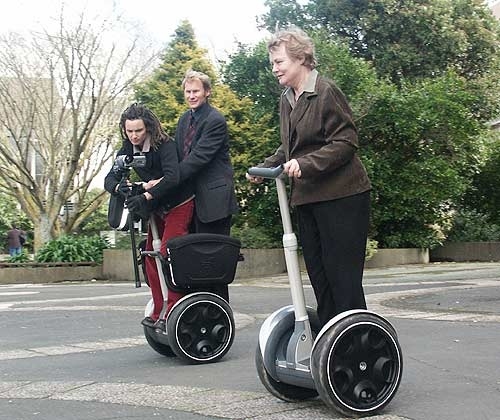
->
[262, 74, 371, 206]
[175, 102, 238, 223]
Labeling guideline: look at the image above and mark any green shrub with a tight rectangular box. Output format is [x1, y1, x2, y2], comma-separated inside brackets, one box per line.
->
[8, 250, 31, 263]
[230, 225, 282, 249]
[35, 235, 109, 263]
[365, 239, 378, 261]
[112, 232, 147, 250]
[446, 209, 500, 242]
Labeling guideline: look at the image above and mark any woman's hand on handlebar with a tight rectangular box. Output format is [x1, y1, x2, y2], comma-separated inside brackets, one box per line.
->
[246, 172, 264, 184]
[283, 159, 302, 178]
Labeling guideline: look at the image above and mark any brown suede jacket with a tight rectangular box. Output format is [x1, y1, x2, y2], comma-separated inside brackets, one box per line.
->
[262, 74, 371, 206]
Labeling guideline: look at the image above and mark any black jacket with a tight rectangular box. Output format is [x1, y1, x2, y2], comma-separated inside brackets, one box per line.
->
[175, 103, 238, 223]
[104, 138, 193, 213]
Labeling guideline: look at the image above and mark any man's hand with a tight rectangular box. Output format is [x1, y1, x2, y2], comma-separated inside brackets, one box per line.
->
[144, 178, 162, 190]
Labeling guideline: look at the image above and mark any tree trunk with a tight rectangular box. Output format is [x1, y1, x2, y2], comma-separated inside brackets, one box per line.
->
[34, 213, 53, 252]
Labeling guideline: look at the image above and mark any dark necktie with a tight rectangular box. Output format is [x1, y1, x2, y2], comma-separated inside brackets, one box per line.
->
[183, 112, 195, 157]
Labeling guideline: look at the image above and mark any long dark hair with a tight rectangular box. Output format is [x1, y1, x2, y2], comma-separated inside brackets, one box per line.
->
[119, 103, 169, 150]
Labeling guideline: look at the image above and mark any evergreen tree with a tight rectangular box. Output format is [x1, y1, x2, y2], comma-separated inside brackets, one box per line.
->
[134, 21, 282, 245]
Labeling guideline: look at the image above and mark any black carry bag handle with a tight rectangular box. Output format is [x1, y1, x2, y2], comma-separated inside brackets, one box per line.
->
[107, 194, 129, 230]
[128, 211, 142, 288]
[106, 175, 142, 288]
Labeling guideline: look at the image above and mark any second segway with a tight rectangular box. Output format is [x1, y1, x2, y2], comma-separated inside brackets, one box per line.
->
[108, 153, 239, 364]
[140, 217, 241, 364]
[248, 166, 403, 417]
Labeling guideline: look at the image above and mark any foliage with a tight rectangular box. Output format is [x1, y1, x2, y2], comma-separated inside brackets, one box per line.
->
[445, 208, 500, 242]
[230, 224, 282, 249]
[365, 239, 378, 261]
[8, 250, 31, 263]
[262, 0, 500, 84]
[35, 235, 109, 263]
[78, 190, 110, 235]
[223, 42, 282, 123]
[463, 133, 500, 227]
[258, 0, 312, 32]
[362, 72, 487, 248]
[112, 232, 146, 250]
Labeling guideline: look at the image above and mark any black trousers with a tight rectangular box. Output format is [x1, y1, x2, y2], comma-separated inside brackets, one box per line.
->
[192, 211, 232, 302]
[296, 191, 370, 326]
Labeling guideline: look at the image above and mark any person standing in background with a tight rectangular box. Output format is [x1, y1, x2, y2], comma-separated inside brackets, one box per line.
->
[7, 224, 25, 257]
[175, 69, 238, 302]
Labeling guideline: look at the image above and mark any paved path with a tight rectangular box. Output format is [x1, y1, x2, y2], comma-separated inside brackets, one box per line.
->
[1, 262, 499, 420]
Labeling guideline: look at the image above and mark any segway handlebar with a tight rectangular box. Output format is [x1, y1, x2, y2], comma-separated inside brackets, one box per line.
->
[247, 165, 284, 179]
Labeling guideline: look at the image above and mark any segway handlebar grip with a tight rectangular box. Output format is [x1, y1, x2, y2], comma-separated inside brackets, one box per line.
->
[247, 165, 284, 179]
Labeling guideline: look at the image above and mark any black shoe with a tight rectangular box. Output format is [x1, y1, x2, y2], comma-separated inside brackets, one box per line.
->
[141, 316, 156, 327]
[154, 319, 166, 333]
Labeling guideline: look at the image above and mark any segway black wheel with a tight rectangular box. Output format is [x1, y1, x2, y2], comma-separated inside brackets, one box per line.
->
[143, 326, 177, 357]
[167, 293, 234, 364]
[311, 312, 402, 417]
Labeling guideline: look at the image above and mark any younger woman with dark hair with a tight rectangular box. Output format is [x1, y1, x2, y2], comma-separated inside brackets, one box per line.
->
[105, 103, 194, 329]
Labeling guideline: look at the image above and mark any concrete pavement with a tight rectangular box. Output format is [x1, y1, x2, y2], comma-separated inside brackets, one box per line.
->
[0, 261, 499, 420]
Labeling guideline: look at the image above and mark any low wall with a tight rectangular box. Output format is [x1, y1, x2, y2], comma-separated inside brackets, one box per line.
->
[364, 248, 429, 268]
[0, 243, 436, 284]
[431, 242, 500, 262]
[102, 248, 287, 282]
[0, 262, 103, 284]
[102, 247, 431, 281]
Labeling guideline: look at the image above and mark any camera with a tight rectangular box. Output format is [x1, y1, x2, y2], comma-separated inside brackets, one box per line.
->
[113, 155, 146, 172]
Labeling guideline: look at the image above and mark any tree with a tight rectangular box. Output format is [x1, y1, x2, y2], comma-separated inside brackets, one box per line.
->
[135, 20, 218, 135]
[262, 0, 500, 84]
[254, 3, 500, 247]
[135, 21, 281, 242]
[258, 0, 312, 34]
[464, 132, 500, 227]
[77, 189, 110, 235]
[0, 8, 159, 249]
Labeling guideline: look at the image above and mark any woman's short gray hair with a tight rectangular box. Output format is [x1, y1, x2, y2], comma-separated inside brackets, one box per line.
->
[267, 26, 317, 69]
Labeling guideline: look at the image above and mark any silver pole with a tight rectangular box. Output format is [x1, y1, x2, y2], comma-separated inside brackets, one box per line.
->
[275, 177, 308, 322]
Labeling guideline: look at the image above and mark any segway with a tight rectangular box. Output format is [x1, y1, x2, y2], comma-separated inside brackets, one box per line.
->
[141, 218, 240, 364]
[108, 154, 240, 364]
[247, 166, 402, 417]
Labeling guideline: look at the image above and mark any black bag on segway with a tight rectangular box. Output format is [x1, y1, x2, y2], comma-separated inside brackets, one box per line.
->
[107, 194, 129, 230]
[164, 233, 241, 292]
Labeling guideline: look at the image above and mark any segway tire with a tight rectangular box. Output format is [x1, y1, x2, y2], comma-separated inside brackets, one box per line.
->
[311, 312, 402, 417]
[167, 293, 234, 364]
[255, 343, 318, 402]
[143, 326, 177, 357]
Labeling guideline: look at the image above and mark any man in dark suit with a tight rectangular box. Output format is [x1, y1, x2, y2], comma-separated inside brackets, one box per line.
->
[175, 69, 238, 300]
